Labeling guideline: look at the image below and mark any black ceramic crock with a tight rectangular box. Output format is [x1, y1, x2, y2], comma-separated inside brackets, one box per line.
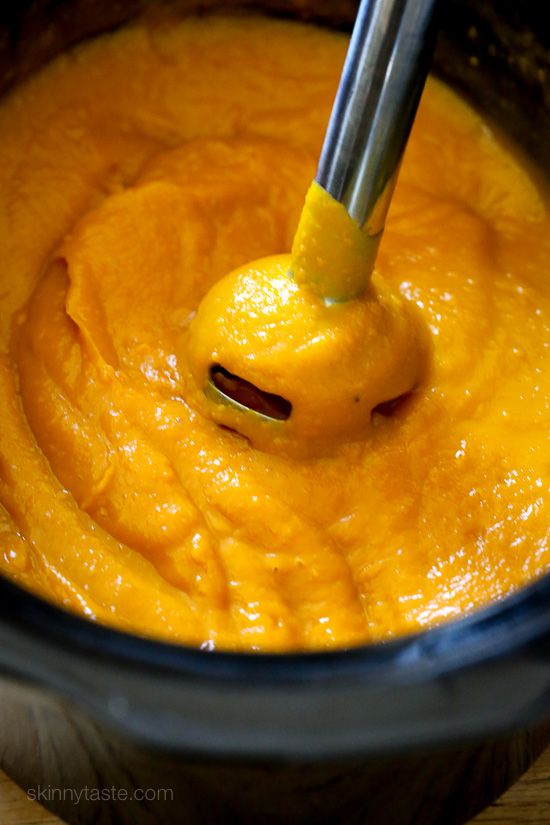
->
[0, 2, 549, 823]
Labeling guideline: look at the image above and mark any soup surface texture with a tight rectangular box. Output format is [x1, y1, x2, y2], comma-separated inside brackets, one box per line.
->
[0, 16, 549, 651]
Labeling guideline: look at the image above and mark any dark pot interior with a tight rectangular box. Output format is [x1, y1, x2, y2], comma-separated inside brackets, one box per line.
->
[0, 1, 549, 824]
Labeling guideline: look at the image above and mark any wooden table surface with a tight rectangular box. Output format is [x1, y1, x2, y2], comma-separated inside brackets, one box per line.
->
[2, 747, 550, 825]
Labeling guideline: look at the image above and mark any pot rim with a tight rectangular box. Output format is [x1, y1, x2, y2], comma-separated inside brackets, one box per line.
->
[1, 568, 549, 684]
[2, 571, 550, 759]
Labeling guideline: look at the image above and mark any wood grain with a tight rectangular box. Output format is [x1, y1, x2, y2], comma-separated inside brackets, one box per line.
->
[0, 769, 60, 824]
[2, 747, 550, 824]
[472, 745, 550, 824]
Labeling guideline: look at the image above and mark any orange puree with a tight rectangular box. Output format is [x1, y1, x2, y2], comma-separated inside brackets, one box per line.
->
[186, 181, 426, 454]
[0, 15, 549, 651]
